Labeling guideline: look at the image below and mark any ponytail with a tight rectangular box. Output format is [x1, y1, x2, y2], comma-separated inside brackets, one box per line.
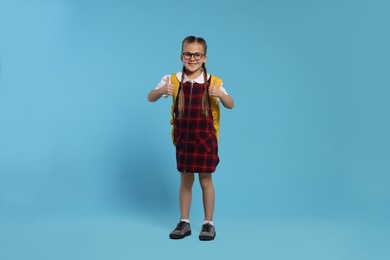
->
[177, 66, 186, 118]
[201, 64, 210, 117]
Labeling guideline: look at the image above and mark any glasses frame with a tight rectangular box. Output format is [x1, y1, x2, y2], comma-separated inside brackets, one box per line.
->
[182, 52, 206, 61]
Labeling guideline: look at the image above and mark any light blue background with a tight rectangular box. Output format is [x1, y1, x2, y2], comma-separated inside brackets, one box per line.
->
[0, 0, 389, 259]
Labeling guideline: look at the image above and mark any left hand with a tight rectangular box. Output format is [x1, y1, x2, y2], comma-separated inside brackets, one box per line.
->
[208, 79, 222, 98]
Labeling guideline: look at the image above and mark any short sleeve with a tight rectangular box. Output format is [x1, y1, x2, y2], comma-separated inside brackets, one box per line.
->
[216, 82, 228, 104]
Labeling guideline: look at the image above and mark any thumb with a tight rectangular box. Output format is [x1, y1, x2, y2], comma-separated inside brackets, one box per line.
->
[166, 75, 171, 85]
[213, 79, 218, 87]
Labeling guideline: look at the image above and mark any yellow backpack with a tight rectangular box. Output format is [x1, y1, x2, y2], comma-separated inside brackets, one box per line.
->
[170, 73, 223, 146]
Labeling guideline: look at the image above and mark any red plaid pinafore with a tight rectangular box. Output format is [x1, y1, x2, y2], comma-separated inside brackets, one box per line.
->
[174, 80, 220, 173]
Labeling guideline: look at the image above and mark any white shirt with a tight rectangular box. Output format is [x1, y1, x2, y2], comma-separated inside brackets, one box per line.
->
[155, 71, 228, 103]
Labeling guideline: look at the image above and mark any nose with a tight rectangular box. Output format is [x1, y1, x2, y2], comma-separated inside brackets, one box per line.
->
[189, 54, 196, 61]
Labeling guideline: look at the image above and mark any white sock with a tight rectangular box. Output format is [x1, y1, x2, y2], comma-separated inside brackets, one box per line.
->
[180, 219, 190, 224]
[204, 220, 214, 226]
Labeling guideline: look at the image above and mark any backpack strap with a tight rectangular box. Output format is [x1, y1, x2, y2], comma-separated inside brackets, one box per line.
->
[171, 73, 181, 108]
[209, 75, 222, 141]
[170, 74, 180, 146]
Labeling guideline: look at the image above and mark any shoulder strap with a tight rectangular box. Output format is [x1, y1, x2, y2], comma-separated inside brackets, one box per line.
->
[171, 73, 180, 104]
[170, 74, 223, 145]
[170, 73, 180, 146]
[209, 75, 222, 141]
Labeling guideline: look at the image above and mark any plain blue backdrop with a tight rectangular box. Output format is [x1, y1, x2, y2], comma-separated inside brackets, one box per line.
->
[0, 0, 389, 259]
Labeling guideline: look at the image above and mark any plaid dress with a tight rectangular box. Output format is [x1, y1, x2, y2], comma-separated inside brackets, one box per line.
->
[174, 80, 220, 173]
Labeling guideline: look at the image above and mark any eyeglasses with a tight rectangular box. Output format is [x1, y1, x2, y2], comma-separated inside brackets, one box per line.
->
[182, 52, 205, 60]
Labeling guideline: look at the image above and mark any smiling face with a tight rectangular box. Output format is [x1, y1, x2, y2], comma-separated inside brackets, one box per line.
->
[181, 42, 207, 79]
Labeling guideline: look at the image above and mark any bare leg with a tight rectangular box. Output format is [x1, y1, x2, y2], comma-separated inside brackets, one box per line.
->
[199, 173, 215, 221]
[179, 172, 194, 219]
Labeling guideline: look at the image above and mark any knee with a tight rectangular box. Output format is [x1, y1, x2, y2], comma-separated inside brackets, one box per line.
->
[199, 176, 213, 190]
[181, 173, 195, 188]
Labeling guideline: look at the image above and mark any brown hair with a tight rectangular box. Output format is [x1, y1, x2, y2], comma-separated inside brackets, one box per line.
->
[177, 36, 210, 118]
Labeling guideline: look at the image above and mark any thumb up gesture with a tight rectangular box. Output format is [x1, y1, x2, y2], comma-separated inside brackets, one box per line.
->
[163, 76, 174, 96]
[208, 79, 221, 98]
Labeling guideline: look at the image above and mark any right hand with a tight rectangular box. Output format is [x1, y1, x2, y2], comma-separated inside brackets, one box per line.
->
[163, 76, 174, 96]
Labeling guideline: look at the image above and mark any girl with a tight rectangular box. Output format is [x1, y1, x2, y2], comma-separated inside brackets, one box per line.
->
[147, 36, 234, 241]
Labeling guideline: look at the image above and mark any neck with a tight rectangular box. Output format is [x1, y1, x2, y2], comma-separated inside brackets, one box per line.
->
[185, 69, 203, 80]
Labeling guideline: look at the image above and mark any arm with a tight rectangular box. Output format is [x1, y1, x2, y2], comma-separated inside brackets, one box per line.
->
[147, 75, 174, 102]
[218, 92, 234, 109]
[147, 87, 166, 102]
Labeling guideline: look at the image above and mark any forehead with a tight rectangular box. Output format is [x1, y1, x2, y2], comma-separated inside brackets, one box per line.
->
[182, 42, 205, 53]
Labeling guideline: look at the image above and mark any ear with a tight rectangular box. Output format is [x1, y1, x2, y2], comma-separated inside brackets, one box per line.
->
[180, 53, 184, 62]
[203, 55, 208, 63]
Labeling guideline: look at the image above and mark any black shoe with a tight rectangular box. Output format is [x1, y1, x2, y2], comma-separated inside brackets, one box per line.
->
[169, 221, 191, 239]
[199, 223, 216, 241]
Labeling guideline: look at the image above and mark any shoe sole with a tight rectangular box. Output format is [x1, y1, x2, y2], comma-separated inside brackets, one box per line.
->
[199, 232, 216, 241]
[169, 230, 191, 239]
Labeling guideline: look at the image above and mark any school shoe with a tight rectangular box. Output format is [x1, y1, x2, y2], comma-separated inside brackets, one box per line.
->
[199, 223, 216, 241]
[169, 221, 191, 239]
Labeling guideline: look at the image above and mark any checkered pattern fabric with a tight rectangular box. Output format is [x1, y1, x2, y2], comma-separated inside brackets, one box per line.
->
[174, 81, 219, 173]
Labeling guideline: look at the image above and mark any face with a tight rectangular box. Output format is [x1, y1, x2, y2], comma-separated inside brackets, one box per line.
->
[181, 42, 207, 77]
